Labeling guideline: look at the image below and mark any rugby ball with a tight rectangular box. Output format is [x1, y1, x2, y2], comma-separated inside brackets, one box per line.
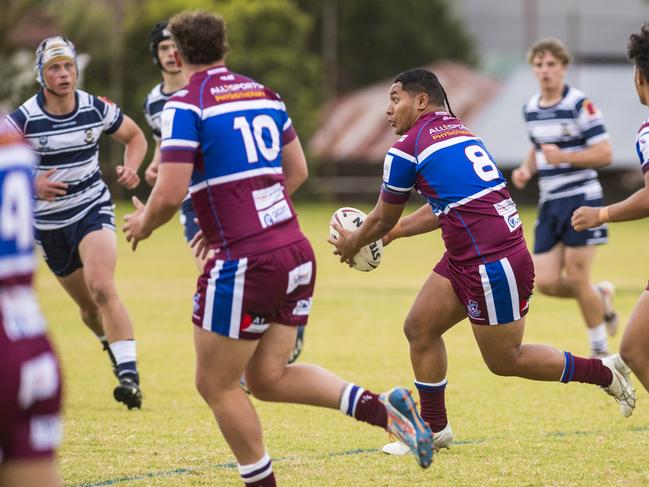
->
[329, 207, 383, 272]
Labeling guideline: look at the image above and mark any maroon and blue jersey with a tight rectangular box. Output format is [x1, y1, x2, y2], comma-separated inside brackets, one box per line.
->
[636, 117, 649, 174]
[160, 66, 303, 259]
[380, 111, 527, 265]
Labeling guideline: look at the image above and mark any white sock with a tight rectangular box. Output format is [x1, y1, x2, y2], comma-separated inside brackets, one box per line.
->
[587, 323, 608, 353]
[238, 452, 273, 484]
[108, 340, 137, 365]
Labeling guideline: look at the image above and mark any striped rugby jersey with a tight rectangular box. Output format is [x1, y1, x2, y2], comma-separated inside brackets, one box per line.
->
[636, 118, 649, 174]
[381, 111, 527, 265]
[159, 66, 304, 259]
[6, 90, 123, 230]
[523, 85, 609, 203]
[143, 82, 178, 140]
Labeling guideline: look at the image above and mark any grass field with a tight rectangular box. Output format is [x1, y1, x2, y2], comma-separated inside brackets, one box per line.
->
[37, 202, 649, 486]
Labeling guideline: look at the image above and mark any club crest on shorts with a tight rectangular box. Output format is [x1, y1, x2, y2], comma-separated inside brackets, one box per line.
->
[467, 299, 481, 319]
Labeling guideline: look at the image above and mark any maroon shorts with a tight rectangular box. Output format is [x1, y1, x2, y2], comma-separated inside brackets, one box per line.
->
[434, 247, 535, 325]
[0, 331, 62, 462]
[192, 238, 316, 340]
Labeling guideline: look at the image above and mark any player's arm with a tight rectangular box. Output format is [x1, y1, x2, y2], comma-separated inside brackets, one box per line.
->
[572, 170, 649, 230]
[330, 198, 405, 264]
[111, 115, 148, 189]
[541, 140, 612, 169]
[145, 139, 161, 187]
[282, 136, 308, 195]
[123, 162, 192, 250]
[383, 203, 440, 246]
[511, 146, 537, 189]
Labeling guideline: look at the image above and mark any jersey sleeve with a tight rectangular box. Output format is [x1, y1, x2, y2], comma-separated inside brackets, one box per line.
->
[5, 107, 27, 136]
[637, 122, 649, 174]
[159, 102, 200, 165]
[379, 147, 416, 204]
[575, 97, 609, 146]
[93, 96, 124, 134]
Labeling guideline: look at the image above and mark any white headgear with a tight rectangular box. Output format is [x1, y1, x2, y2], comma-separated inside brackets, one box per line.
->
[35, 36, 78, 88]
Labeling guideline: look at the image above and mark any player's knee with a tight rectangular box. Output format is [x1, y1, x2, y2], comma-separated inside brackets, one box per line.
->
[87, 280, 116, 305]
[620, 341, 643, 371]
[245, 368, 283, 400]
[403, 316, 435, 344]
[482, 353, 517, 376]
[536, 276, 561, 296]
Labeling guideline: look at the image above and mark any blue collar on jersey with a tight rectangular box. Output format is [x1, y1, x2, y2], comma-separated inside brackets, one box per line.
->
[37, 90, 80, 119]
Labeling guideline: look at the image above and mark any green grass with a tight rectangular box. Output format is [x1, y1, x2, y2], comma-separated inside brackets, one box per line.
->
[38, 202, 649, 486]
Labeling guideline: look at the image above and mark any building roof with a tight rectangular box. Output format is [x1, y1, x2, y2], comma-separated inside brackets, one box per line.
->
[308, 61, 500, 163]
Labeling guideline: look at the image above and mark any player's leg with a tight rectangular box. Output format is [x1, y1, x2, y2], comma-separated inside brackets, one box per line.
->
[564, 245, 608, 356]
[0, 459, 60, 487]
[78, 229, 141, 408]
[619, 290, 649, 392]
[533, 244, 575, 297]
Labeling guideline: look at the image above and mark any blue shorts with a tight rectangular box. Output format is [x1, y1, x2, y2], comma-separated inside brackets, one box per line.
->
[179, 198, 200, 242]
[534, 195, 608, 254]
[34, 202, 115, 277]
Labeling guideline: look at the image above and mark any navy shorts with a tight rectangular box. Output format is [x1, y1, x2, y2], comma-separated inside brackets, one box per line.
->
[34, 202, 115, 277]
[179, 198, 200, 242]
[534, 194, 608, 254]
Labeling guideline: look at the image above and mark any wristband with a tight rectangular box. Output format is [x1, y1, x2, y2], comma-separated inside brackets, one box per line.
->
[598, 206, 610, 223]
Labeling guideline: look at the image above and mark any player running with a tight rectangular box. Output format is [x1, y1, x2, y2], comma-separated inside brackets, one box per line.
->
[330, 68, 636, 458]
[123, 11, 434, 483]
[572, 24, 649, 394]
[511, 38, 617, 357]
[0, 119, 63, 487]
[6, 36, 147, 409]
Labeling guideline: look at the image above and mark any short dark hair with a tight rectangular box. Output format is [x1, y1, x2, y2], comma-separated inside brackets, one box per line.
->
[628, 24, 649, 83]
[168, 10, 229, 65]
[393, 68, 455, 116]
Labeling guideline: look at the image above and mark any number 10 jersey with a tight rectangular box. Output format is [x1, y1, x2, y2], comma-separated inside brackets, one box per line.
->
[380, 111, 527, 265]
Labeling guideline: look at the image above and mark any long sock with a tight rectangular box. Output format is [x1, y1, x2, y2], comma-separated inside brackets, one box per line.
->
[415, 379, 448, 432]
[109, 339, 139, 383]
[587, 323, 608, 354]
[339, 383, 387, 428]
[238, 453, 275, 486]
[559, 351, 612, 387]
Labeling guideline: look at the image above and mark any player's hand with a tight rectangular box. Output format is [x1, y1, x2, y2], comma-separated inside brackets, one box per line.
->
[144, 162, 159, 187]
[35, 168, 68, 201]
[327, 221, 358, 267]
[123, 196, 151, 251]
[189, 223, 210, 260]
[540, 144, 563, 165]
[116, 165, 140, 189]
[571, 206, 601, 231]
[511, 167, 531, 190]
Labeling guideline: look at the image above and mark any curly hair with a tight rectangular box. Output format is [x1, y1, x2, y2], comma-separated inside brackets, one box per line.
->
[527, 38, 571, 65]
[628, 24, 649, 82]
[168, 11, 229, 65]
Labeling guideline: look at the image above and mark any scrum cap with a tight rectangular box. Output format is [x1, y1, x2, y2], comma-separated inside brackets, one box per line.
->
[149, 21, 172, 68]
[35, 36, 78, 88]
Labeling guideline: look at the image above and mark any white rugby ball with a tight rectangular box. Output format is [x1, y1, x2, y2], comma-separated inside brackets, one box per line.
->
[329, 207, 383, 272]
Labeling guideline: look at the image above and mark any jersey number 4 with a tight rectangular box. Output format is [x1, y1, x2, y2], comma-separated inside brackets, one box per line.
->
[234, 115, 280, 163]
[0, 171, 32, 250]
[465, 145, 499, 182]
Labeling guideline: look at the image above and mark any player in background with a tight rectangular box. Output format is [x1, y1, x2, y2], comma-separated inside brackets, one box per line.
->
[572, 24, 649, 393]
[123, 11, 434, 483]
[143, 21, 306, 380]
[6, 36, 147, 409]
[0, 119, 63, 487]
[330, 68, 636, 458]
[511, 38, 617, 358]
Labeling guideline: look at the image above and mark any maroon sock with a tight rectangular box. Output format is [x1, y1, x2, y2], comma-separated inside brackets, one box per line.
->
[245, 472, 276, 486]
[354, 390, 388, 429]
[568, 354, 613, 387]
[415, 380, 448, 432]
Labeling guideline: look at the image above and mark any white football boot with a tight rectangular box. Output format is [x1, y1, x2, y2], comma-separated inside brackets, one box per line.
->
[601, 354, 636, 417]
[383, 422, 453, 455]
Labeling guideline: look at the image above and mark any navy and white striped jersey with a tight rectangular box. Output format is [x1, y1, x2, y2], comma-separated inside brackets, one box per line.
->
[143, 83, 177, 140]
[6, 90, 123, 230]
[524, 85, 609, 203]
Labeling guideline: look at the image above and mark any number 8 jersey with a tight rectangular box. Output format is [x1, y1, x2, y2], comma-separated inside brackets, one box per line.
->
[381, 111, 528, 265]
[160, 66, 305, 260]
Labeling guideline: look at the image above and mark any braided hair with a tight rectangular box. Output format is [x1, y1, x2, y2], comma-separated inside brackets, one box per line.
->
[393, 68, 456, 117]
